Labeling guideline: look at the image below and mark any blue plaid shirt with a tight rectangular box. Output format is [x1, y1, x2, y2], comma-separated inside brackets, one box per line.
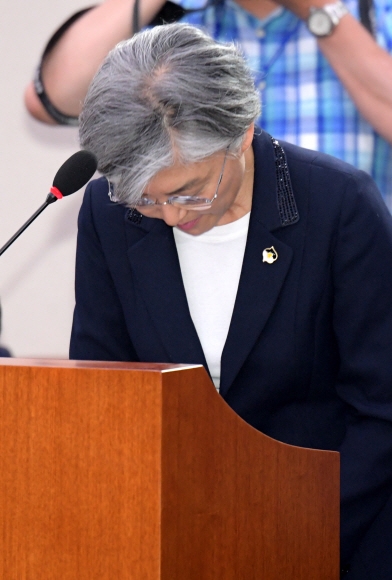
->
[174, 0, 392, 209]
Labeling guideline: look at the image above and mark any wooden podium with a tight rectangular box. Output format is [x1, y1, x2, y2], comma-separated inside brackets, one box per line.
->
[0, 359, 339, 579]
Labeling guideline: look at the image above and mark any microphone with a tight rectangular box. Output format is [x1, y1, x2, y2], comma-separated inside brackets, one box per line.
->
[0, 150, 97, 257]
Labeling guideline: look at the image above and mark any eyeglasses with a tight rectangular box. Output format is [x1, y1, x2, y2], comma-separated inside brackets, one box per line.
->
[108, 146, 230, 210]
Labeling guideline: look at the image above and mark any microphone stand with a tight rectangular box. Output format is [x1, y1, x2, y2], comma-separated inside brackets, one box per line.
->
[0, 193, 57, 257]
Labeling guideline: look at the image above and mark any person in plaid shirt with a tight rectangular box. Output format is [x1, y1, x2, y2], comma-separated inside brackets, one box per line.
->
[25, 0, 392, 208]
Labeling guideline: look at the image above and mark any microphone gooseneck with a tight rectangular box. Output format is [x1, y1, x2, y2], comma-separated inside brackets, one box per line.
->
[0, 150, 97, 257]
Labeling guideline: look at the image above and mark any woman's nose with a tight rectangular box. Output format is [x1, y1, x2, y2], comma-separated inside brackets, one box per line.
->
[159, 204, 187, 227]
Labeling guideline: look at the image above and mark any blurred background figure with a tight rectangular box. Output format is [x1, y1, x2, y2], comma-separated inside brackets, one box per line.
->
[24, 0, 392, 209]
[0, 300, 12, 357]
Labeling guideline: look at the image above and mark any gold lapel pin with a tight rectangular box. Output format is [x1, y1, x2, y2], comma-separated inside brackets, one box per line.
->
[262, 246, 278, 264]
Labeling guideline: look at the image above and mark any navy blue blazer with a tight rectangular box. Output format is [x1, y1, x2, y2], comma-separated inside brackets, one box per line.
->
[70, 131, 392, 578]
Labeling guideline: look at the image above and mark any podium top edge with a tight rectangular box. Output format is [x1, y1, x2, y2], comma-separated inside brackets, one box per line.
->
[0, 358, 204, 372]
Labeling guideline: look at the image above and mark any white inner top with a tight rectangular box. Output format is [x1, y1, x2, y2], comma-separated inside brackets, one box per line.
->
[173, 212, 250, 391]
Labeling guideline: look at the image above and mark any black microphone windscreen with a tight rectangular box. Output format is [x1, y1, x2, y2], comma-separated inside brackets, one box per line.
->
[52, 150, 98, 196]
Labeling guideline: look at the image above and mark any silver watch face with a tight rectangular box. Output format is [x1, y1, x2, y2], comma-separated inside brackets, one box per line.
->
[308, 10, 333, 36]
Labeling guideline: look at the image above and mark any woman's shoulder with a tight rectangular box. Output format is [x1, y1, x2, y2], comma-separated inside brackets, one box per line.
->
[79, 175, 132, 236]
[281, 138, 368, 182]
[83, 175, 126, 216]
[279, 139, 392, 240]
[84, 175, 110, 199]
[280, 138, 386, 213]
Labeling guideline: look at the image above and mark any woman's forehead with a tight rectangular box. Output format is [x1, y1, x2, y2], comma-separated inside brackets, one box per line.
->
[144, 156, 218, 196]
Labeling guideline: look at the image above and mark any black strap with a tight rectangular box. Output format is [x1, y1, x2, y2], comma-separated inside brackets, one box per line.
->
[132, 0, 140, 35]
[358, 0, 376, 35]
[149, 0, 187, 28]
[33, 7, 96, 126]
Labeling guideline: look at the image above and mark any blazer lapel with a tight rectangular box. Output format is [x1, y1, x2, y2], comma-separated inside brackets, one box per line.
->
[220, 131, 297, 396]
[125, 215, 208, 369]
[220, 223, 293, 396]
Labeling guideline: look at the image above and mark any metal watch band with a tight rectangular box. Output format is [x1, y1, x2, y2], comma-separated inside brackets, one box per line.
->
[323, 0, 349, 24]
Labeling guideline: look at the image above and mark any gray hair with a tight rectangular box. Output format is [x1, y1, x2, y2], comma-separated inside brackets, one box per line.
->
[79, 22, 261, 205]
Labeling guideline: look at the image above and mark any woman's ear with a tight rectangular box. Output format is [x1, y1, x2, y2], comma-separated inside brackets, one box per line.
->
[241, 123, 255, 153]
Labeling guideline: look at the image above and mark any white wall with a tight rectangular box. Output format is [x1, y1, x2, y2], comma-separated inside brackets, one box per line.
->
[0, 0, 91, 357]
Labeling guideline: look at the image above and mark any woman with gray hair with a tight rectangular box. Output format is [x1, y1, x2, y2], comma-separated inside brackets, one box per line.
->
[71, 23, 392, 579]
[79, 22, 260, 209]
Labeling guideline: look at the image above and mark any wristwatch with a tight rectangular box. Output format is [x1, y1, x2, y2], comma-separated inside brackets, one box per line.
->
[307, 0, 349, 37]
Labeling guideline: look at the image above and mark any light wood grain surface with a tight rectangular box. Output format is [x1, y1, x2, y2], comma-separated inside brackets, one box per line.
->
[0, 359, 339, 579]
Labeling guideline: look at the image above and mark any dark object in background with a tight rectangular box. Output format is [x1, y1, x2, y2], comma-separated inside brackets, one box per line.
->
[0, 300, 12, 357]
[0, 346, 11, 358]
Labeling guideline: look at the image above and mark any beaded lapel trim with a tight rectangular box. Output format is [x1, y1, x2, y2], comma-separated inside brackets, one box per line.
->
[271, 136, 299, 227]
[126, 208, 143, 224]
